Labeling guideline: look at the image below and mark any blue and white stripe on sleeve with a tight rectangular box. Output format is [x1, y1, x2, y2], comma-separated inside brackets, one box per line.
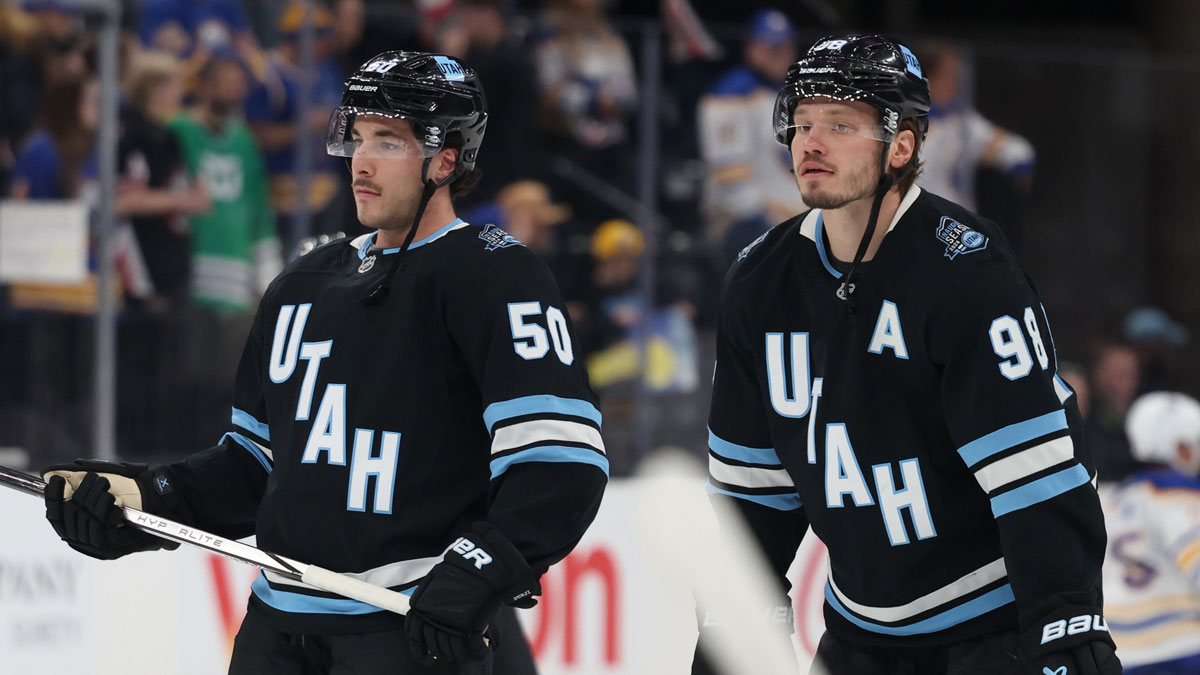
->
[483, 395, 607, 479]
[229, 407, 273, 472]
[957, 410, 1090, 517]
[706, 428, 801, 511]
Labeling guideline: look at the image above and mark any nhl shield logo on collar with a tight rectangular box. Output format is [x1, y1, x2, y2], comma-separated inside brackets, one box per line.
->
[358, 255, 376, 273]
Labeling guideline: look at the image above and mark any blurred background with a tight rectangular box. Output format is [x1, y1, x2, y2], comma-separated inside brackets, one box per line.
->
[3, 0, 1200, 672]
[5, 0, 1199, 483]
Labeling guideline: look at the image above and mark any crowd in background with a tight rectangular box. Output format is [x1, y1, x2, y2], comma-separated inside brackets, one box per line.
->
[2, 0, 1191, 474]
[2, 1, 1199, 671]
[2, 0, 1194, 475]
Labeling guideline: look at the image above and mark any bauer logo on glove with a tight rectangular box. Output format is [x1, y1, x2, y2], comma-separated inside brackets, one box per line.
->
[450, 536, 494, 569]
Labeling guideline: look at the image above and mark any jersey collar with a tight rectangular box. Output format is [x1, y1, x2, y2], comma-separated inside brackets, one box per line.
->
[352, 218, 469, 260]
[799, 186, 923, 280]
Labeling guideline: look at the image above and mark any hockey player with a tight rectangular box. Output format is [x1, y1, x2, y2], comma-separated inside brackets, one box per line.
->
[41, 52, 608, 674]
[1102, 391, 1200, 673]
[702, 35, 1120, 674]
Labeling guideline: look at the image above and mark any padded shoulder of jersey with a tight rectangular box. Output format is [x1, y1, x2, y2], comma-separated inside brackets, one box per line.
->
[907, 191, 1024, 281]
[724, 212, 808, 295]
[436, 223, 557, 283]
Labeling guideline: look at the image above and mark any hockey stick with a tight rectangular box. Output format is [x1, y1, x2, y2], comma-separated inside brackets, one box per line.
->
[0, 464, 411, 616]
[633, 450, 805, 674]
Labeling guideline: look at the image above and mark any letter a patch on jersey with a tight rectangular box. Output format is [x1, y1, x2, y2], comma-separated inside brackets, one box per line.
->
[868, 300, 908, 359]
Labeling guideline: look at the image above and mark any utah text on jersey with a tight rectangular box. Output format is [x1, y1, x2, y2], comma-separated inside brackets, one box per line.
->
[707, 187, 1108, 646]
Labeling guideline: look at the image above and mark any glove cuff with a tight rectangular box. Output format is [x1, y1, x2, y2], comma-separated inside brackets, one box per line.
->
[443, 522, 541, 608]
[132, 466, 182, 517]
[1020, 595, 1115, 660]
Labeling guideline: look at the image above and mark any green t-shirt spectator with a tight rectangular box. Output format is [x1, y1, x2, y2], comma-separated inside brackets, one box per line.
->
[169, 113, 281, 313]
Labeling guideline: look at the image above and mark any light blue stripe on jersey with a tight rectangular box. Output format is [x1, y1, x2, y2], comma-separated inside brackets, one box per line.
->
[990, 463, 1091, 517]
[957, 410, 1068, 467]
[251, 573, 413, 615]
[483, 395, 602, 433]
[222, 432, 272, 473]
[705, 483, 803, 511]
[357, 219, 467, 258]
[813, 213, 843, 279]
[824, 582, 1014, 635]
[708, 428, 783, 465]
[232, 407, 270, 441]
[489, 445, 610, 479]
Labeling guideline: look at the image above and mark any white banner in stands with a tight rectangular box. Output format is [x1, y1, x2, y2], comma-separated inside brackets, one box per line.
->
[0, 481, 827, 674]
[0, 200, 89, 283]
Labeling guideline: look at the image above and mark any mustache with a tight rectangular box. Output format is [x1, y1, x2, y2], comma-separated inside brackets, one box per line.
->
[800, 155, 835, 171]
[352, 180, 382, 193]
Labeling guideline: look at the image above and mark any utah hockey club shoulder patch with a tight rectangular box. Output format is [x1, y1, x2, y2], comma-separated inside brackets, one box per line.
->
[934, 216, 989, 259]
[478, 224, 524, 251]
[737, 229, 770, 261]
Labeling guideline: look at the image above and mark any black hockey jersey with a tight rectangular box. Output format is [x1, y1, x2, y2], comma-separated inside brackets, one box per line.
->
[707, 188, 1107, 647]
[164, 219, 608, 634]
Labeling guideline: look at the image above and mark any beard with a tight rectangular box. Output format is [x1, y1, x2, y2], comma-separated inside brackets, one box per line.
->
[357, 193, 419, 231]
[799, 158, 879, 210]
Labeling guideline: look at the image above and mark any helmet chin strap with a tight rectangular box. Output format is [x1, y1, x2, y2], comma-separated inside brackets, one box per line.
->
[365, 155, 455, 304]
[840, 137, 912, 314]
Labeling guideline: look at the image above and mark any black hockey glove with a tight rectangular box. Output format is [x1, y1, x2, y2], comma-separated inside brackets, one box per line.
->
[43, 460, 180, 561]
[406, 522, 540, 664]
[1020, 597, 1122, 675]
[1030, 640, 1121, 675]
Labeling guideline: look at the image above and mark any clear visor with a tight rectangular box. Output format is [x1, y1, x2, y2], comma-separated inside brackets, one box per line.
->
[779, 119, 888, 144]
[325, 107, 444, 159]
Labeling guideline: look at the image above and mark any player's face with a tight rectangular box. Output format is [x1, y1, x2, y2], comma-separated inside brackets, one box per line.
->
[349, 116, 426, 230]
[789, 100, 885, 210]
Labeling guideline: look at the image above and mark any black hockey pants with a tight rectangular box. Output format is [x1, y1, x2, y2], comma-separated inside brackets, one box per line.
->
[228, 606, 538, 675]
[808, 628, 1024, 675]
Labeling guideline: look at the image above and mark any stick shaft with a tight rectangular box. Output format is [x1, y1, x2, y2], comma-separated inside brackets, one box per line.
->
[0, 464, 411, 615]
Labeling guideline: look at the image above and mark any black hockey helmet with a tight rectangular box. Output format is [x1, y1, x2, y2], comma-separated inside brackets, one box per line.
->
[326, 51, 488, 181]
[774, 34, 930, 147]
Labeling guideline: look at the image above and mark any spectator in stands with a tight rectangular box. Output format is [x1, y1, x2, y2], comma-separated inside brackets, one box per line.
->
[115, 49, 213, 457]
[117, 49, 210, 310]
[1088, 341, 1145, 482]
[138, 0, 265, 85]
[168, 50, 280, 446]
[535, 0, 637, 151]
[244, 2, 346, 246]
[1, 2, 93, 196]
[10, 70, 99, 200]
[1102, 391, 1200, 674]
[139, 0, 254, 57]
[533, 0, 637, 220]
[697, 8, 804, 265]
[438, 0, 541, 205]
[169, 51, 280, 315]
[1123, 305, 1191, 394]
[20, 0, 88, 75]
[917, 40, 1034, 245]
[574, 219, 699, 388]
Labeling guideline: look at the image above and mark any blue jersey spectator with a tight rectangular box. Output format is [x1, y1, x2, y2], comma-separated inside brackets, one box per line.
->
[243, 2, 345, 240]
[10, 72, 98, 200]
[139, 0, 250, 56]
